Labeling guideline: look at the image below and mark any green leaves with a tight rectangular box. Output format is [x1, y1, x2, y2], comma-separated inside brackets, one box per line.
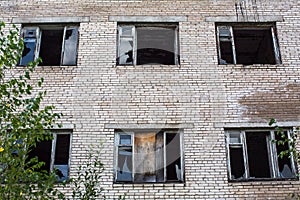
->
[0, 22, 63, 200]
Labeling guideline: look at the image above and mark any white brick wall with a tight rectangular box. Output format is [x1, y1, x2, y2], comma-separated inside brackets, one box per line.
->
[1, 0, 300, 199]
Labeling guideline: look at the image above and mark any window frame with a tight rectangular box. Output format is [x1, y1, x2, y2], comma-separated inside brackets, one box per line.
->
[114, 129, 184, 183]
[117, 23, 180, 66]
[19, 24, 79, 66]
[225, 129, 297, 181]
[29, 130, 72, 182]
[216, 23, 282, 65]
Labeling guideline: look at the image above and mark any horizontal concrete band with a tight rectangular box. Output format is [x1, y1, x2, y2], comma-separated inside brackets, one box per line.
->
[12, 16, 90, 24]
[215, 121, 300, 128]
[105, 123, 194, 129]
[109, 15, 188, 22]
[205, 15, 284, 22]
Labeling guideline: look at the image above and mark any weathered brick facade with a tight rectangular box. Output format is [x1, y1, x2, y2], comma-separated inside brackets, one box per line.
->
[1, 0, 300, 199]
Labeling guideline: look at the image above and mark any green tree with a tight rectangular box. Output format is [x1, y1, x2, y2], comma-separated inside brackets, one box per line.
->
[0, 22, 64, 199]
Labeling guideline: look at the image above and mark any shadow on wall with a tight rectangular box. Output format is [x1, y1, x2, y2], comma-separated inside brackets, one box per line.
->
[238, 83, 300, 121]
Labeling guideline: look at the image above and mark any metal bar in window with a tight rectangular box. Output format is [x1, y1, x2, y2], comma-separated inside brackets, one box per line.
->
[241, 131, 249, 179]
[179, 130, 184, 181]
[271, 26, 281, 64]
[163, 131, 167, 182]
[50, 133, 57, 173]
[288, 130, 297, 174]
[225, 132, 232, 180]
[268, 131, 277, 178]
[229, 26, 237, 64]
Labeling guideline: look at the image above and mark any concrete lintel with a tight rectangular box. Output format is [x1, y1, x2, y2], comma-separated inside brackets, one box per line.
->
[205, 15, 284, 22]
[12, 16, 90, 24]
[52, 123, 74, 129]
[105, 123, 194, 129]
[215, 121, 300, 128]
[109, 16, 188, 22]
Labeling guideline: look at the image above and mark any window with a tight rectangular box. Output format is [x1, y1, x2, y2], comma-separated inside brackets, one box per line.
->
[114, 129, 184, 183]
[226, 129, 296, 181]
[27, 131, 72, 181]
[216, 23, 281, 65]
[117, 23, 180, 65]
[19, 24, 79, 66]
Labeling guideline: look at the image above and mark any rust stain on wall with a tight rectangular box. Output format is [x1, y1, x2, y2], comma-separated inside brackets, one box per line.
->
[239, 83, 300, 121]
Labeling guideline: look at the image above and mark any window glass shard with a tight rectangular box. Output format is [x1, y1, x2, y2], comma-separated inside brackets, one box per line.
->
[275, 131, 295, 178]
[118, 26, 134, 65]
[62, 27, 78, 65]
[20, 28, 39, 66]
[117, 146, 133, 182]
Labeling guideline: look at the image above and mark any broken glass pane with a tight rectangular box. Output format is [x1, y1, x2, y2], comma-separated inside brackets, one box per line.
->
[275, 132, 295, 178]
[62, 27, 79, 65]
[117, 146, 132, 182]
[20, 38, 37, 66]
[118, 37, 134, 65]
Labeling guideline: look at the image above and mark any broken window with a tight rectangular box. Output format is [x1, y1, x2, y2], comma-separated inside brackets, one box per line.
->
[27, 131, 71, 181]
[216, 23, 281, 65]
[117, 23, 180, 65]
[226, 129, 296, 181]
[114, 129, 183, 183]
[19, 25, 79, 66]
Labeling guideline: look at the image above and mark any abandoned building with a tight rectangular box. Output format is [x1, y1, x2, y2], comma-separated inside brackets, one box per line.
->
[1, 0, 300, 199]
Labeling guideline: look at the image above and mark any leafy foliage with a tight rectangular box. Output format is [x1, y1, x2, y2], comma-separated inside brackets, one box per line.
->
[0, 22, 63, 199]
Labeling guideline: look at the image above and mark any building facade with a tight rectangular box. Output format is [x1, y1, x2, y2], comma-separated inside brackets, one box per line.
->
[1, 0, 300, 199]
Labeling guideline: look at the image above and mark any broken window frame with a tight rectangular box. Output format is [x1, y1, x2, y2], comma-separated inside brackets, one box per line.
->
[19, 24, 79, 66]
[225, 129, 297, 181]
[114, 129, 184, 183]
[28, 131, 72, 182]
[117, 23, 180, 66]
[216, 23, 282, 65]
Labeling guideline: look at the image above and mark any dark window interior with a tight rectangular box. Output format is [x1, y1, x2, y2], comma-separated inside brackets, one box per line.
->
[219, 40, 234, 64]
[166, 132, 181, 181]
[28, 140, 52, 172]
[229, 146, 245, 179]
[246, 132, 271, 178]
[233, 27, 276, 65]
[39, 29, 64, 66]
[54, 134, 70, 165]
[137, 27, 175, 65]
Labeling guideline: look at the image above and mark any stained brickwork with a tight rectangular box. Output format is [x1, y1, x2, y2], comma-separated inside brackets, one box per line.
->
[1, 0, 300, 199]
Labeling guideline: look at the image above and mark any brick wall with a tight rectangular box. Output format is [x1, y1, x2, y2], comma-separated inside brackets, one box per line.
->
[1, 0, 300, 199]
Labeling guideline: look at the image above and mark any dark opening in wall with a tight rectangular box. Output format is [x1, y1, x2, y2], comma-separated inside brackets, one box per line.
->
[246, 132, 271, 178]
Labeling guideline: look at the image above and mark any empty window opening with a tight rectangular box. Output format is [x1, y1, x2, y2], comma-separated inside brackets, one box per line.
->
[115, 129, 183, 183]
[117, 24, 179, 65]
[217, 23, 281, 65]
[27, 132, 72, 181]
[19, 25, 79, 66]
[226, 129, 296, 181]
[246, 132, 271, 178]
